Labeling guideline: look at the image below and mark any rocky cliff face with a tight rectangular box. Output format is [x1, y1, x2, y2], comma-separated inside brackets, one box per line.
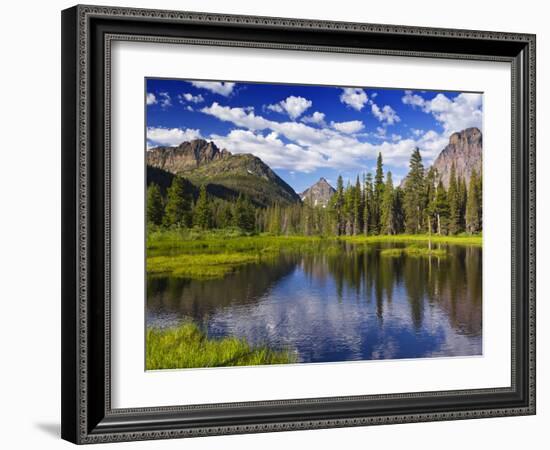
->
[432, 127, 482, 187]
[300, 177, 336, 207]
[147, 139, 231, 173]
[146, 139, 300, 207]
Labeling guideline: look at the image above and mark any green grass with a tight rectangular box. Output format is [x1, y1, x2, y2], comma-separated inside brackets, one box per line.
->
[147, 229, 480, 279]
[147, 229, 343, 278]
[341, 233, 482, 246]
[148, 252, 268, 279]
[380, 246, 448, 258]
[379, 248, 405, 257]
[146, 322, 296, 369]
[404, 246, 448, 257]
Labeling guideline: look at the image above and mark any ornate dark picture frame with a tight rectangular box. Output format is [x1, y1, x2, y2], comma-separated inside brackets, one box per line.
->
[61, 4, 536, 444]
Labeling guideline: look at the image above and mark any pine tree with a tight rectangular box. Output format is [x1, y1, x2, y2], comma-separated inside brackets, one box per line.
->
[146, 183, 164, 226]
[447, 163, 460, 235]
[434, 181, 449, 235]
[218, 202, 233, 228]
[234, 194, 256, 232]
[163, 176, 191, 227]
[424, 167, 437, 234]
[353, 176, 363, 235]
[403, 147, 425, 233]
[343, 182, 354, 235]
[193, 184, 212, 229]
[458, 176, 467, 232]
[465, 170, 481, 234]
[394, 187, 405, 234]
[476, 173, 483, 230]
[373, 153, 385, 234]
[363, 173, 373, 235]
[330, 175, 345, 235]
[380, 171, 397, 235]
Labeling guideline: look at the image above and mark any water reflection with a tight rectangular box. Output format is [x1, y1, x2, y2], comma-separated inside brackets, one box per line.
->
[147, 243, 482, 363]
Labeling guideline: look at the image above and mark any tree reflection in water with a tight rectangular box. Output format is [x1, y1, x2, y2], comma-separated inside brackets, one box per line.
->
[147, 242, 482, 363]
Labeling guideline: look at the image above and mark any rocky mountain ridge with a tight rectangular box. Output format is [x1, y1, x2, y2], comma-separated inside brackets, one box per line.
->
[147, 139, 231, 173]
[146, 139, 300, 207]
[432, 127, 482, 187]
[300, 177, 336, 207]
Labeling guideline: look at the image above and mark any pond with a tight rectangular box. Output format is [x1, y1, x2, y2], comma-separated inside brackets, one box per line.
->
[147, 242, 482, 364]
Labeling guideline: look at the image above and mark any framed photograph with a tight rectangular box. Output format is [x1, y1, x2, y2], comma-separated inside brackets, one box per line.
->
[61, 5, 536, 444]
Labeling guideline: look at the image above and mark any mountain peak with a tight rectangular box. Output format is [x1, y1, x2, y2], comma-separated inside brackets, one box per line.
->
[147, 139, 231, 173]
[146, 139, 300, 207]
[432, 127, 482, 187]
[301, 178, 336, 207]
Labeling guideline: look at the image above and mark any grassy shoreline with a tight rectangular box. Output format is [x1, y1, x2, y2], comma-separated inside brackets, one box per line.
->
[147, 229, 481, 279]
[146, 323, 296, 369]
[340, 233, 482, 246]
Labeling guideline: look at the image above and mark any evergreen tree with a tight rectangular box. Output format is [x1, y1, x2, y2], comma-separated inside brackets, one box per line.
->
[218, 202, 233, 228]
[476, 173, 483, 230]
[465, 170, 481, 234]
[447, 163, 461, 234]
[380, 171, 397, 235]
[434, 181, 449, 235]
[424, 167, 437, 234]
[193, 184, 212, 229]
[373, 153, 385, 234]
[146, 183, 164, 226]
[234, 194, 256, 232]
[458, 176, 468, 232]
[353, 176, 363, 235]
[403, 148, 425, 233]
[363, 173, 374, 235]
[330, 175, 345, 235]
[394, 187, 405, 234]
[163, 176, 192, 227]
[266, 203, 281, 234]
[343, 182, 354, 235]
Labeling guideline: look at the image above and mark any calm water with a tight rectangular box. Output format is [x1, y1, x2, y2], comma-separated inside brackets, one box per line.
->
[147, 242, 482, 363]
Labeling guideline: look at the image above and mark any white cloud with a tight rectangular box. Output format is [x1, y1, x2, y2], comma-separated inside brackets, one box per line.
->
[375, 127, 386, 138]
[146, 93, 157, 105]
[201, 102, 272, 131]
[190, 81, 236, 96]
[371, 103, 400, 125]
[181, 93, 204, 104]
[267, 95, 312, 120]
[158, 92, 172, 109]
[201, 101, 450, 172]
[301, 111, 326, 127]
[340, 88, 368, 111]
[146, 127, 202, 147]
[266, 103, 283, 113]
[330, 120, 364, 134]
[210, 129, 327, 173]
[402, 90, 426, 108]
[402, 91, 482, 135]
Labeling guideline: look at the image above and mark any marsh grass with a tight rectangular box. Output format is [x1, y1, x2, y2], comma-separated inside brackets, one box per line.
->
[147, 229, 342, 278]
[379, 248, 404, 257]
[147, 252, 266, 279]
[404, 246, 447, 258]
[147, 229, 478, 279]
[380, 245, 448, 258]
[146, 322, 296, 369]
[342, 233, 481, 246]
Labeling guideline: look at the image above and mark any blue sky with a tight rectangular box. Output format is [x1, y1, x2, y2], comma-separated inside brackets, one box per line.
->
[146, 79, 482, 193]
